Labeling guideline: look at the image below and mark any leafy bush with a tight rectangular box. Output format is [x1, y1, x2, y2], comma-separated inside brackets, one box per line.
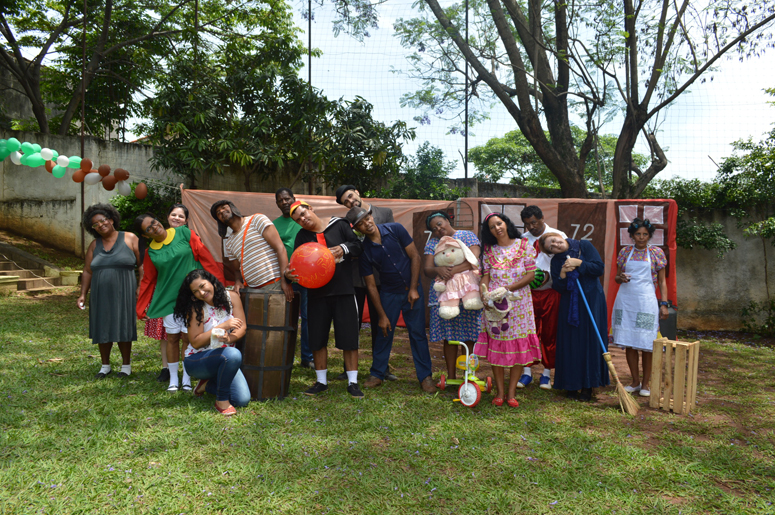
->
[741, 300, 775, 338]
[110, 181, 180, 232]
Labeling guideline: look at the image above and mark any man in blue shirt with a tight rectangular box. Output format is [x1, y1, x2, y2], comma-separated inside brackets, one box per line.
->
[345, 206, 435, 392]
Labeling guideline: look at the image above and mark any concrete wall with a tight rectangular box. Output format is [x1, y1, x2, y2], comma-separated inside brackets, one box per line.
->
[0, 130, 183, 257]
[676, 210, 774, 331]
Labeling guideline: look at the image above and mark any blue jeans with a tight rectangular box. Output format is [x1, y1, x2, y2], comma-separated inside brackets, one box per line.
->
[184, 346, 250, 406]
[371, 287, 433, 382]
[293, 283, 312, 362]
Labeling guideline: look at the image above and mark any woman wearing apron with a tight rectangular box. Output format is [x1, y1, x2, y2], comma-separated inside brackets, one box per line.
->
[611, 218, 670, 398]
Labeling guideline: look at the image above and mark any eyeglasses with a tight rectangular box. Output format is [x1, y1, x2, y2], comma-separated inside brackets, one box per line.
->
[143, 220, 162, 234]
[91, 218, 111, 229]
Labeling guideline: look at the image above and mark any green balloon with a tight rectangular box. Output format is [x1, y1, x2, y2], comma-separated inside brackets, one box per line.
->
[20, 153, 29, 166]
[52, 165, 67, 178]
[51, 149, 59, 160]
[0, 139, 6, 151]
[26, 153, 46, 167]
[21, 142, 34, 154]
[32, 143, 42, 153]
[0, 150, 10, 161]
[6, 138, 20, 152]
[67, 156, 82, 169]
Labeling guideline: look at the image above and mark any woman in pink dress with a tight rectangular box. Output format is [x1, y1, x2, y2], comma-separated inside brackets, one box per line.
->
[474, 213, 542, 407]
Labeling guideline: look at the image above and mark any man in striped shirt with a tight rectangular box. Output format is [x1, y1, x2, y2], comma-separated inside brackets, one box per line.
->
[210, 200, 293, 302]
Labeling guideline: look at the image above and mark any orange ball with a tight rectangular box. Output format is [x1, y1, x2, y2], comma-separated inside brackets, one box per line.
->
[289, 243, 336, 289]
[98, 164, 111, 176]
[45, 160, 54, 173]
[72, 169, 86, 183]
[114, 168, 129, 181]
[80, 158, 93, 172]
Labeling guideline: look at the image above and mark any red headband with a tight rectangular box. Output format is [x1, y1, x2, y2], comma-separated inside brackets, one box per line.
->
[289, 200, 310, 217]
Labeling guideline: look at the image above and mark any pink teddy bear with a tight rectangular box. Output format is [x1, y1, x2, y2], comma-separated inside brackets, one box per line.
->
[433, 236, 484, 319]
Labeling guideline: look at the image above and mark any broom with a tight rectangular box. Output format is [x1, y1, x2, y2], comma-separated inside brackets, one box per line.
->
[575, 278, 640, 416]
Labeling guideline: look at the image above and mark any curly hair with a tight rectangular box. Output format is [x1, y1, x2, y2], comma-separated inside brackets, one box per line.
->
[628, 217, 656, 237]
[83, 203, 120, 239]
[132, 213, 161, 238]
[173, 269, 232, 328]
[480, 213, 522, 248]
[166, 203, 189, 224]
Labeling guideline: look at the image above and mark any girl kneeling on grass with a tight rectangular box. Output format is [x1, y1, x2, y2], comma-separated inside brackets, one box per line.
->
[173, 269, 250, 416]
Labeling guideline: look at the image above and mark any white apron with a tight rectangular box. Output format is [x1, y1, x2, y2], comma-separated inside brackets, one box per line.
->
[611, 246, 659, 352]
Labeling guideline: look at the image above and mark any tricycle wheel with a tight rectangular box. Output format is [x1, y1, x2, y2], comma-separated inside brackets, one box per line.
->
[458, 382, 482, 408]
[437, 374, 446, 390]
[485, 376, 493, 393]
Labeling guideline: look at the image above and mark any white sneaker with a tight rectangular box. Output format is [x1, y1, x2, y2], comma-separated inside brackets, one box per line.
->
[624, 383, 641, 394]
[639, 388, 651, 397]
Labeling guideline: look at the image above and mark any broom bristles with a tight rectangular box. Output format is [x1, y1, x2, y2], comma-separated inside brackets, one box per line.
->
[603, 353, 640, 416]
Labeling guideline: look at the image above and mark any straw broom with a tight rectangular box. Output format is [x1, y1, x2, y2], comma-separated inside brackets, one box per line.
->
[575, 278, 640, 416]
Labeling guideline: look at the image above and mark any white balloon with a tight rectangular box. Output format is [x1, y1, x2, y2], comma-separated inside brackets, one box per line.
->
[84, 172, 103, 185]
[116, 180, 131, 196]
[40, 148, 54, 161]
[10, 151, 22, 165]
[56, 155, 70, 167]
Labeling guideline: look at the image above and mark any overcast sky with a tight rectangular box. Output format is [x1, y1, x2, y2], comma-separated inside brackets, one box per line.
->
[294, 0, 775, 183]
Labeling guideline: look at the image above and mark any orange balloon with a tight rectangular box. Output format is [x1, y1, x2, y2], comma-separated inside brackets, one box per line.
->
[80, 158, 93, 172]
[289, 242, 336, 289]
[114, 168, 129, 181]
[102, 175, 117, 191]
[135, 182, 148, 200]
[98, 164, 111, 176]
[45, 160, 54, 173]
[72, 169, 86, 183]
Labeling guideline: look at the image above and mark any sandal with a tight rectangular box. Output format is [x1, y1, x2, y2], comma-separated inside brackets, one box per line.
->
[166, 385, 179, 392]
[194, 379, 209, 397]
[181, 384, 192, 392]
[506, 398, 519, 408]
[491, 397, 504, 407]
[214, 403, 236, 416]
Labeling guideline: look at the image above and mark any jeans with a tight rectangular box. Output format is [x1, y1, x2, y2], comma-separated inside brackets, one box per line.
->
[293, 283, 312, 363]
[370, 287, 433, 382]
[184, 346, 250, 406]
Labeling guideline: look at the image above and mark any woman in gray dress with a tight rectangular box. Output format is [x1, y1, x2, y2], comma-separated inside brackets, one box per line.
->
[77, 204, 141, 379]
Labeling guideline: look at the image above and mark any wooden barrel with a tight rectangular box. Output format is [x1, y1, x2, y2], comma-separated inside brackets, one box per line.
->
[238, 287, 299, 401]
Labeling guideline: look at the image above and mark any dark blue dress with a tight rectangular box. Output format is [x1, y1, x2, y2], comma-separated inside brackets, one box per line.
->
[550, 239, 610, 390]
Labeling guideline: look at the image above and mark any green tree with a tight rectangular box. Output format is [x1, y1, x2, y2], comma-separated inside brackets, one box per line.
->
[469, 126, 648, 195]
[381, 141, 464, 200]
[347, 0, 775, 199]
[0, 0, 273, 136]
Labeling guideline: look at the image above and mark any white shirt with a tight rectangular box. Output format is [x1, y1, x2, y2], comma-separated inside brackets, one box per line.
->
[522, 224, 567, 290]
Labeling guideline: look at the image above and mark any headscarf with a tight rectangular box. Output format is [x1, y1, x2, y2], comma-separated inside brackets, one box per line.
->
[425, 211, 450, 230]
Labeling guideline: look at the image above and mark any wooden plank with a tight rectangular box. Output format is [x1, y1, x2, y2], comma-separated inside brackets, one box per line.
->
[687, 341, 700, 413]
[650, 337, 666, 409]
[673, 343, 687, 415]
[664, 338, 674, 411]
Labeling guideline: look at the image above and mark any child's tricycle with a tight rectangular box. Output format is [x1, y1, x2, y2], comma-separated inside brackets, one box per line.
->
[436, 340, 492, 408]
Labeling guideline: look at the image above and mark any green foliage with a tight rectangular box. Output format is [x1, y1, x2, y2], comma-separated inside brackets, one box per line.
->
[109, 181, 180, 232]
[469, 126, 647, 193]
[380, 141, 465, 200]
[741, 300, 775, 337]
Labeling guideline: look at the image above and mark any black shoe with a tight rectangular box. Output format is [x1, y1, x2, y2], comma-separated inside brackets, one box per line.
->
[347, 382, 364, 398]
[334, 371, 348, 381]
[304, 382, 329, 396]
[300, 360, 316, 370]
[95, 370, 112, 379]
[117, 372, 130, 378]
[578, 388, 593, 402]
[384, 371, 398, 381]
[156, 368, 170, 382]
[565, 389, 579, 400]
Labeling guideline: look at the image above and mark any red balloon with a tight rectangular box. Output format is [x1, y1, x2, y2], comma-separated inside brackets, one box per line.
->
[98, 164, 111, 176]
[72, 169, 86, 183]
[45, 160, 54, 173]
[114, 168, 129, 181]
[102, 175, 117, 191]
[80, 158, 93, 172]
[135, 182, 148, 200]
[289, 242, 336, 289]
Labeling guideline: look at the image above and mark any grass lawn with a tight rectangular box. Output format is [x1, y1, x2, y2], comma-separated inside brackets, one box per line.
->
[1, 288, 774, 514]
